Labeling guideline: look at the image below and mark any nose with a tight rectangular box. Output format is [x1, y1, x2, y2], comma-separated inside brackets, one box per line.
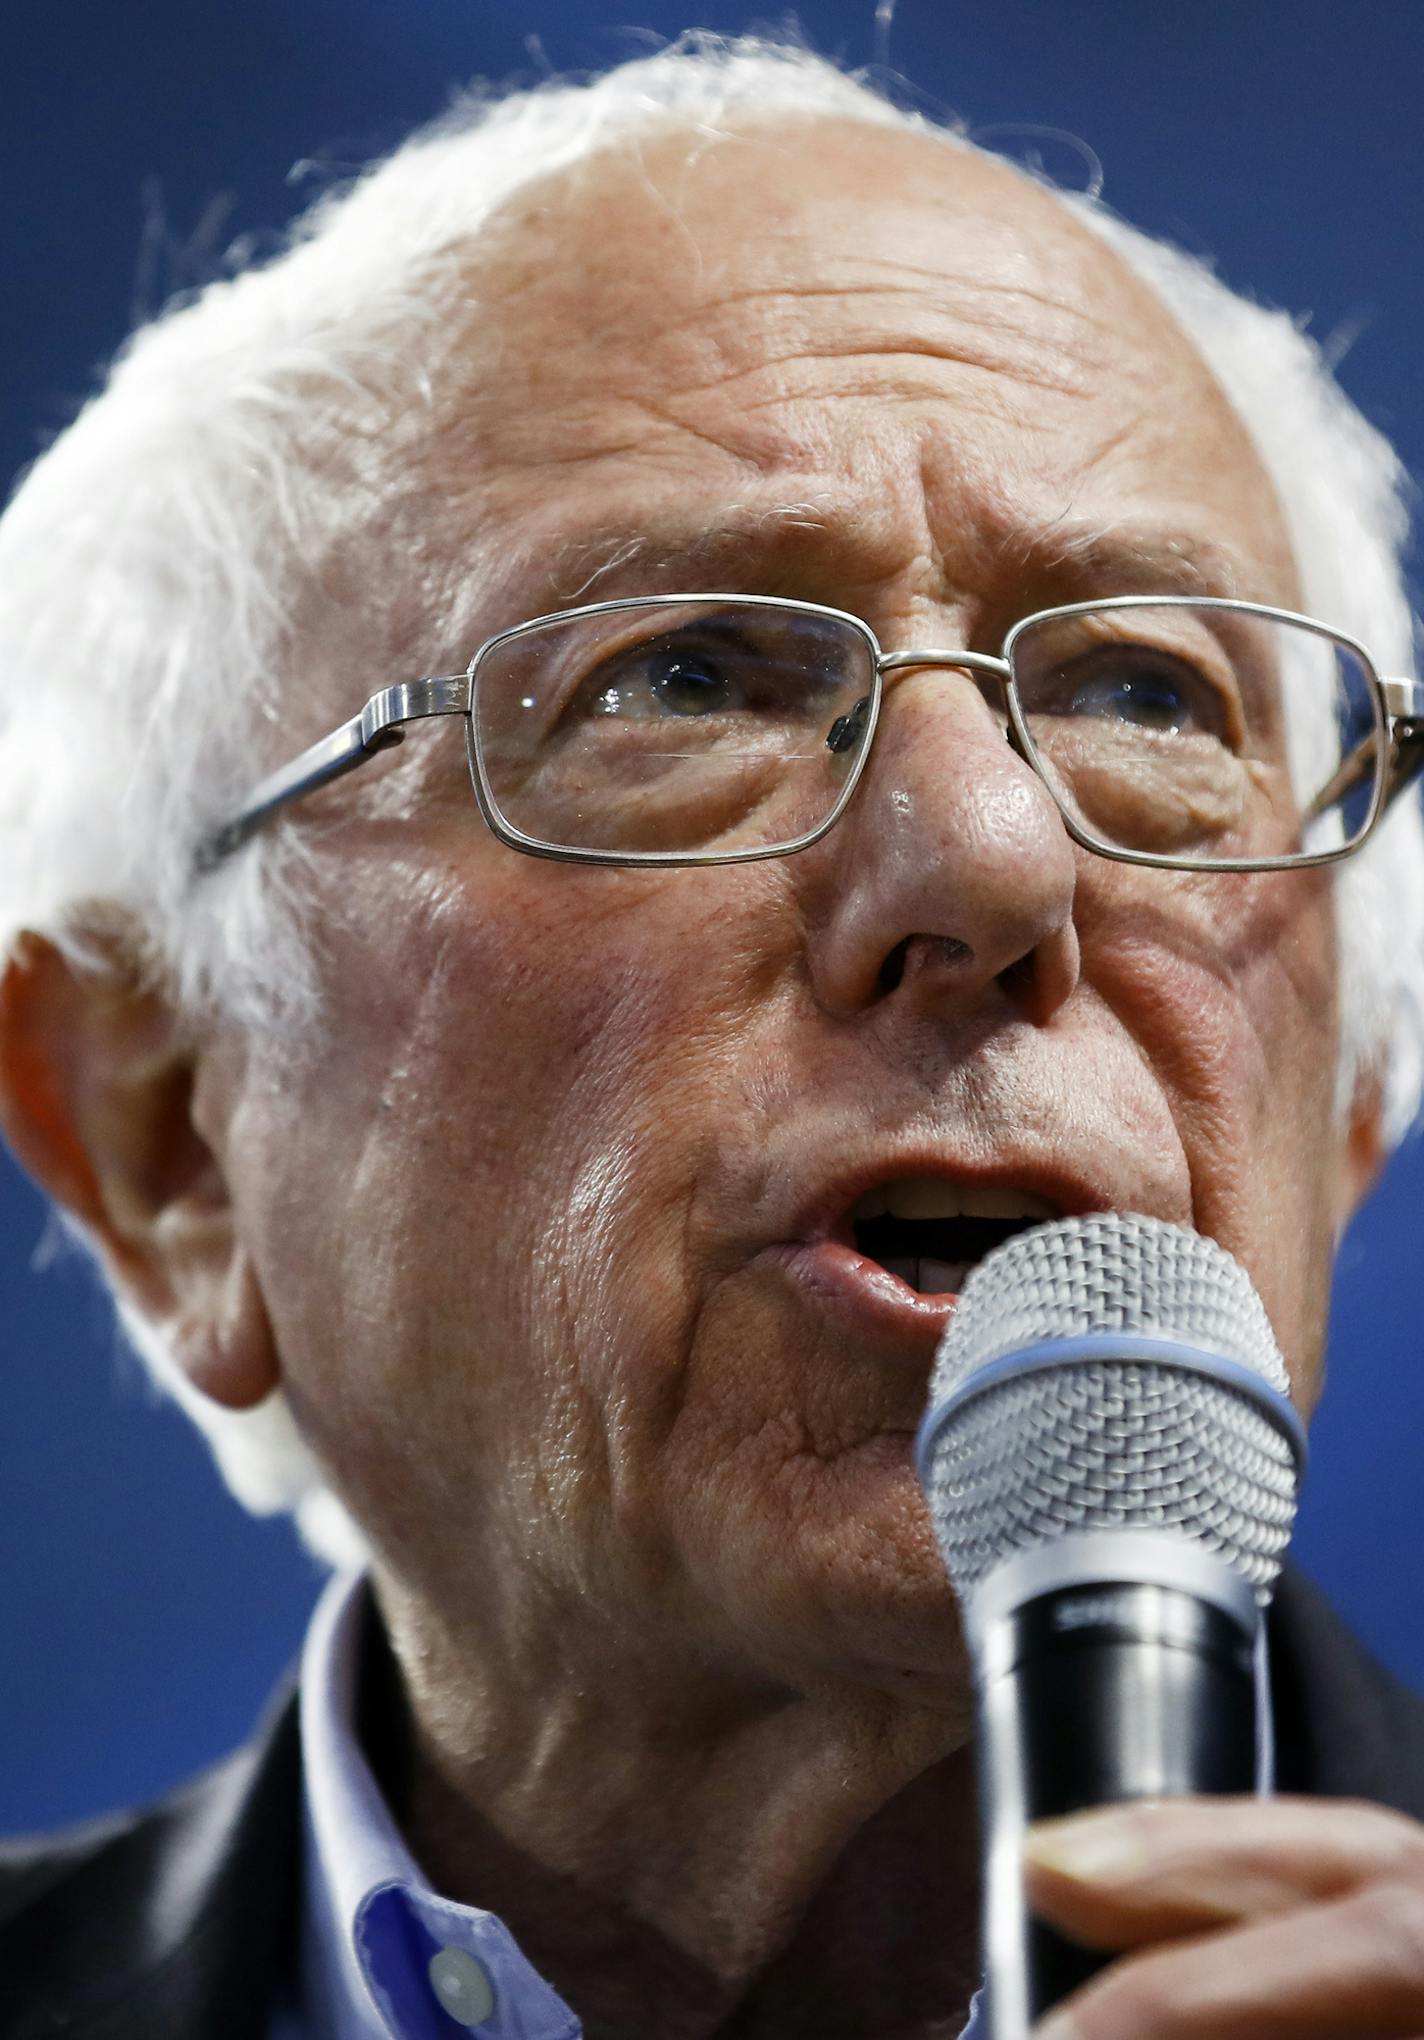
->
[806, 665, 1080, 1025]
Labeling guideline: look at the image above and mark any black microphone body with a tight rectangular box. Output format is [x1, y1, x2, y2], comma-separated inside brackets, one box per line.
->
[975, 1575, 1259, 2022]
[916, 1215, 1306, 2040]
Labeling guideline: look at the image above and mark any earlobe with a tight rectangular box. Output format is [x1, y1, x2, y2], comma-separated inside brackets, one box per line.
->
[172, 1245, 281, 1411]
[0, 930, 280, 1412]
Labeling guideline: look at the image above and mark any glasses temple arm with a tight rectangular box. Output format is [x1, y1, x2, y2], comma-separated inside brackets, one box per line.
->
[1382, 718, 1424, 813]
[1298, 679, 1424, 831]
[1300, 732, 1384, 826]
[1374, 670, 1424, 818]
[195, 675, 470, 871]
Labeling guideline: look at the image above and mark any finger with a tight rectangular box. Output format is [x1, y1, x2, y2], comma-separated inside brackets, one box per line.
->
[1030, 1880, 1424, 2039]
[1024, 1796, 1424, 1950]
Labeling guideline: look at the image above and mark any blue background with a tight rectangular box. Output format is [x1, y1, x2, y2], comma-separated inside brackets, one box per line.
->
[3, 0, 1423, 1834]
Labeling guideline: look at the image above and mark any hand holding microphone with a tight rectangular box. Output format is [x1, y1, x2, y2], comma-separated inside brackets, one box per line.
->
[916, 1213, 1408, 2040]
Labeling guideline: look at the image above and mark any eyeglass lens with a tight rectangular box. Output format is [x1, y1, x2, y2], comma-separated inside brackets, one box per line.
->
[1008, 603, 1384, 864]
[470, 598, 1386, 864]
[471, 601, 877, 856]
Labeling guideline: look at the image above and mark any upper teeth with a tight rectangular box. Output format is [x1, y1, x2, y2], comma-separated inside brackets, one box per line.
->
[853, 1179, 1058, 1222]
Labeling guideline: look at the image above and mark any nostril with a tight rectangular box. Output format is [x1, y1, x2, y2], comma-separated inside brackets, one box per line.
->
[878, 938, 909, 994]
[930, 937, 972, 968]
[997, 951, 1038, 1001]
[878, 935, 973, 995]
[996, 919, 1080, 1022]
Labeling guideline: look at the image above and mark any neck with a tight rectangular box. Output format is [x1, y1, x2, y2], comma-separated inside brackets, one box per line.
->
[362, 1576, 983, 2040]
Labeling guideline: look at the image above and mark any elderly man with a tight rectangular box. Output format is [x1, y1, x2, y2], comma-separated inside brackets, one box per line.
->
[4, 34, 1424, 2040]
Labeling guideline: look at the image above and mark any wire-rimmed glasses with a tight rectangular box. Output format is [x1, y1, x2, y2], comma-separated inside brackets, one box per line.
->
[199, 593, 1424, 875]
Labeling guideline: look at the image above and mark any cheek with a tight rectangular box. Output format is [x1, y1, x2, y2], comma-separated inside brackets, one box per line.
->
[1080, 863, 1341, 1382]
[245, 844, 799, 1579]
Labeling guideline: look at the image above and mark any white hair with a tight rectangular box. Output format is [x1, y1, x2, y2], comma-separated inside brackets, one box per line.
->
[1, 34, 1419, 1568]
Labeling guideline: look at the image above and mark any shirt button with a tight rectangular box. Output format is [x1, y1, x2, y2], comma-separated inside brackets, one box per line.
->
[427, 1946, 496, 2026]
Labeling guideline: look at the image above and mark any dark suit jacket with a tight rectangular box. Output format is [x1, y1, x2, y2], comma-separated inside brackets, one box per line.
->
[3, 1572, 1423, 2039]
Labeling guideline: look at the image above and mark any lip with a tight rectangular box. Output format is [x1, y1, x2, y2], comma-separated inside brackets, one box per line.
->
[757, 1150, 1108, 1349]
[767, 1237, 963, 1348]
[783, 1152, 1099, 1250]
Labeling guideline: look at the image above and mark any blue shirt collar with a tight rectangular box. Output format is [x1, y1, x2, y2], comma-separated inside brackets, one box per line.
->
[295, 1565, 985, 2039]
[298, 1566, 580, 2039]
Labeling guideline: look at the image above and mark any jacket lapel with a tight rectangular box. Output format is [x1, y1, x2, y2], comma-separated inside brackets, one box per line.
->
[0, 1680, 301, 2040]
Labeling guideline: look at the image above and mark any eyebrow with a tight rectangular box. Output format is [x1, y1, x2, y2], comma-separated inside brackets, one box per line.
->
[520, 506, 1255, 620]
[541, 504, 840, 605]
[1042, 527, 1250, 600]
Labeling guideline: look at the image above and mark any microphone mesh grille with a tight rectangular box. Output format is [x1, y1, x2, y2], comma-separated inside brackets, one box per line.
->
[922, 1214, 1299, 1596]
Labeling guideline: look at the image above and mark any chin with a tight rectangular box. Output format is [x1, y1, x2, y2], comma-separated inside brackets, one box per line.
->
[720, 1524, 974, 1709]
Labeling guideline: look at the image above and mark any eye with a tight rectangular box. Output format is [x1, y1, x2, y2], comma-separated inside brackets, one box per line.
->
[589, 639, 748, 720]
[1051, 649, 1229, 740]
[647, 651, 732, 716]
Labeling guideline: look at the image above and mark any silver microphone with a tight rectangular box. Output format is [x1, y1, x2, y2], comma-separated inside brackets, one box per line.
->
[916, 1213, 1306, 2039]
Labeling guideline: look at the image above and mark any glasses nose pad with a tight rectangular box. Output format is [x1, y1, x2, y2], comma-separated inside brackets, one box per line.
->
[826, 694, 871, 755]
[967, 667, 1013, 727]
[957, 668, 1031, 766]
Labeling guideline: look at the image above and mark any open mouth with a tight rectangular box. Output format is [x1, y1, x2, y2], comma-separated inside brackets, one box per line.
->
[848, 1179, 1058, 1296]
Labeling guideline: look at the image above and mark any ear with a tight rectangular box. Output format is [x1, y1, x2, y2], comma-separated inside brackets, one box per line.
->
[0, 931, 279, 1411]
[1334, 1068, 1387, 1238]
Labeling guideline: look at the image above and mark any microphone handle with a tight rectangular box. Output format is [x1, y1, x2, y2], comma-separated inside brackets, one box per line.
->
[974, 1578, 1259, 2040]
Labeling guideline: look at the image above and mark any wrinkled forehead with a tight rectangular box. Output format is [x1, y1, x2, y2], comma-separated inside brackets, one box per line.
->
[374, 117, 1298, 659]
[472, 115, 1204, 362]
[456, 122, 1287, 545]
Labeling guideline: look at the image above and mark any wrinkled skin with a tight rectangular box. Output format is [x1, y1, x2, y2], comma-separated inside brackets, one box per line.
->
[0, 121, 1401, 2038]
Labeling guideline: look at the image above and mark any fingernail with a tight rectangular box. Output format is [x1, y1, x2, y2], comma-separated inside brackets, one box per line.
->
[1024, 1808, 1147, 1882]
